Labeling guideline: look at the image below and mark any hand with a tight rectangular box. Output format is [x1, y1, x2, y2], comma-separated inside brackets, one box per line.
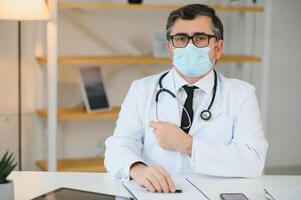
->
[129, 162, 176, 193]
[149, 121, 192, 155]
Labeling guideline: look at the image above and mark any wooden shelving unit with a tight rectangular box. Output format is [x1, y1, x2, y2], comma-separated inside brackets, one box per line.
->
[59, 2, 264, 13]
[36, 55, 261, 65]
[39, 1, 266, 173]
[36, 107, 120, 121]
[36, 157, 106, 172]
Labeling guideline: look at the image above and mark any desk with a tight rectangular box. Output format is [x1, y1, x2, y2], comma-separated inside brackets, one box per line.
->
[8, 171, 301, 200]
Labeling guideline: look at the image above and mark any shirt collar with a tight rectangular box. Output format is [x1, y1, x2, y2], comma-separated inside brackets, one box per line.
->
[172, 67, 214, 95]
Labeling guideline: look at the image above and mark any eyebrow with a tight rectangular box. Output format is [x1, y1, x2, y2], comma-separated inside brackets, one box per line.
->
[173, 32, 213, 36]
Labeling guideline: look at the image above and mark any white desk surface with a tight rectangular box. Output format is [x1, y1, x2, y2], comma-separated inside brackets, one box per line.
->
[8, 171, 301, 200]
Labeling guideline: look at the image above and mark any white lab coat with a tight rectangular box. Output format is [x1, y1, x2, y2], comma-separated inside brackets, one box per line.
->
[104, 69, 268, 180]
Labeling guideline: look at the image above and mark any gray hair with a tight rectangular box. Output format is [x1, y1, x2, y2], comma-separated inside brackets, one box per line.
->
[166, 4, 224, 41]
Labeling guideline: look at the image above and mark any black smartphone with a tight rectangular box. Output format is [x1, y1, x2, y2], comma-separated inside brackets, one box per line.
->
[220, 193, 249, 200]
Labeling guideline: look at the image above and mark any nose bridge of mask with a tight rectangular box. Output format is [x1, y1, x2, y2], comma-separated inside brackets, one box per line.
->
[186, 44, 196, 70]
[186, 43, 210, 56]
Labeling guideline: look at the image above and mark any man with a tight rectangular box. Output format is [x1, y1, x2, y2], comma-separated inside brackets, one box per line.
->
[105, 4, 268, 193]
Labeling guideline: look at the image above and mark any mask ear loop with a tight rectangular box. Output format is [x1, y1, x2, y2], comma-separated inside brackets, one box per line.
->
[213, 42, 219, 65]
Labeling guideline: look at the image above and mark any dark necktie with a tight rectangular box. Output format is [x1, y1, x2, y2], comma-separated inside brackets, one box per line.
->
[181, 85, 197, 133]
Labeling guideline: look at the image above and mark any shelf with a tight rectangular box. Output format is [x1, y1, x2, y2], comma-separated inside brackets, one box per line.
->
[36, 56, 170, 65]
[220, 55, 261, 63]
[59, 2, 264, 13]
[36, 107, 120, 121]
[36, 157, 106, 172]
[36, 55, 261, 65]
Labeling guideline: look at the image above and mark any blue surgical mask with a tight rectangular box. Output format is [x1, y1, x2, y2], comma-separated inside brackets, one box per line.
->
[172, 43, 213, 77]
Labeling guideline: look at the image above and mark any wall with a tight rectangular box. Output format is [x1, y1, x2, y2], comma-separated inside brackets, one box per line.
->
[0, 22, 18, 161]
[0, 21, 42, 170]
[0, 0, 300, 174]
[264, 0, 301, 175]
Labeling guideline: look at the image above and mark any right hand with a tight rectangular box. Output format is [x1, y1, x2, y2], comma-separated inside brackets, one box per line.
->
[129, 162, 176, 193]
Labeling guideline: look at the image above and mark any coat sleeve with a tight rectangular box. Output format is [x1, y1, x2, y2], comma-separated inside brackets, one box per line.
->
[190, 90, 268, 178]
[104, 81, 145, 180]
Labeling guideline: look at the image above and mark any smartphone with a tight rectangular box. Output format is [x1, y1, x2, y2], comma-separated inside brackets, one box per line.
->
[220, 193, 249, 200]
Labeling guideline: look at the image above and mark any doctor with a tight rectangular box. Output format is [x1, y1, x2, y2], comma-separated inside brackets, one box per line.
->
[105, 4, 268, 193]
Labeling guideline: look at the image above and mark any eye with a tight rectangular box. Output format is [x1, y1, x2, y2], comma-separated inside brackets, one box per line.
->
[173, 35, 188, 42]
[193, 34, 208, 42]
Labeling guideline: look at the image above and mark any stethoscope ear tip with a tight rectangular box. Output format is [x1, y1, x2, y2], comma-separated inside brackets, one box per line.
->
[201, 110, 211, 121]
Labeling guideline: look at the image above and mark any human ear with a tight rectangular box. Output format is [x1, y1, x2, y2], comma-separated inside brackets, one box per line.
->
[215, 40, 224, 60]
[167, 41, 174, 59]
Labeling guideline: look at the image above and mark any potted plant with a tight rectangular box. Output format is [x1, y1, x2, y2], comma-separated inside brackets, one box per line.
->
[0, 151, 17, 200]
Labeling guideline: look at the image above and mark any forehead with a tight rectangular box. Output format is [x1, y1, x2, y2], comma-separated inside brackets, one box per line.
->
[171, 16, 213, 35]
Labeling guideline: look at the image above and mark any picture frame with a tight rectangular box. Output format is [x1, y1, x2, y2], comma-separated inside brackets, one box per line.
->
[78, 66, 111, 113]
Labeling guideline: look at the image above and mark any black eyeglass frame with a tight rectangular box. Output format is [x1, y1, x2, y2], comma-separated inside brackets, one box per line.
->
[170, 33, 216, 48]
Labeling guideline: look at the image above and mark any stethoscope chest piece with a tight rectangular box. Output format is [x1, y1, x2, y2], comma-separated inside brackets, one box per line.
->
[200, 110, 211, 121]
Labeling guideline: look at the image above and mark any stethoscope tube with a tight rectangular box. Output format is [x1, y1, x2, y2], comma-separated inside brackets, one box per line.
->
[200, 69, 217, 121]
[155, 69, 217, 129]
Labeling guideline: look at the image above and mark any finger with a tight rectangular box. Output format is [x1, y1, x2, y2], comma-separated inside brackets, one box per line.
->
[156, 166, 176, 192]
[141, 178, 156, 193]
[149, 121, 159, 129]
[152, 170, 170, 193]
[147, 173, 163, 192]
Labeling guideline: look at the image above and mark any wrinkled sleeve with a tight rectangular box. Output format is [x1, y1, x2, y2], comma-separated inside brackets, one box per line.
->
[104, 81, 145, 180]
[190, 90, 268, 178]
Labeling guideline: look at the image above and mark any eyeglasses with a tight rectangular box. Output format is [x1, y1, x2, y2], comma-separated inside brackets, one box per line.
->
[170, 33, 215, 48]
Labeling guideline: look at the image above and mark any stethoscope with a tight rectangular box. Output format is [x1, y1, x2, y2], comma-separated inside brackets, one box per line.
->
[155, 69, 217, 130]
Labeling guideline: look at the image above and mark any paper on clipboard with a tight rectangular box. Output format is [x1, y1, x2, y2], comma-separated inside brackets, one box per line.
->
[122, 177, 208, 200]
[265, 185, 301, 200]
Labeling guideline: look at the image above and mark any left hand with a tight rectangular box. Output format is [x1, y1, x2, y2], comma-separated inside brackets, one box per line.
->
[149, 121, 192, 155]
